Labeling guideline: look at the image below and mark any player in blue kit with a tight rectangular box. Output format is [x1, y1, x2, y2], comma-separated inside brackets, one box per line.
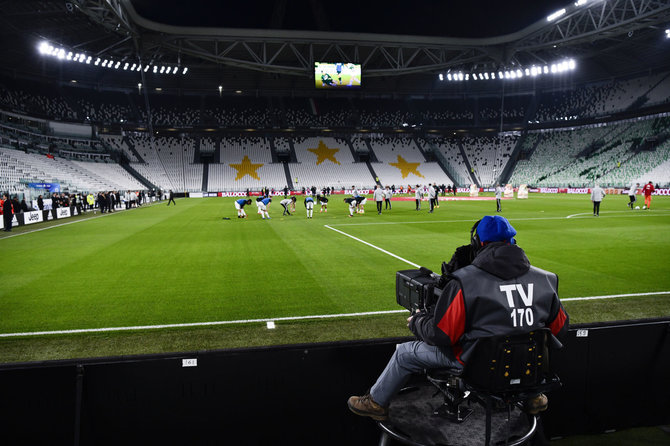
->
[304, 196, 315, 219]
[235, 198, 252, 218]
[259, 197, 272, 219]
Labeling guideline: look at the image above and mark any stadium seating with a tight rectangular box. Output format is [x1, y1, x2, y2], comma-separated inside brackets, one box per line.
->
[0, 146, 137, 193]
[288, 137, 373, 189]
[209, 136, 285, 191]
[367, 136, 452, 187]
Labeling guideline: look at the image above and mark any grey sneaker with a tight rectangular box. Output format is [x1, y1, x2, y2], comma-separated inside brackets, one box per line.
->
[347, 393, 389, 421]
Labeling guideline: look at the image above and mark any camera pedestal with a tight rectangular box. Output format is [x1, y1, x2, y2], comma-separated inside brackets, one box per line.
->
[377, 383, 537, 446]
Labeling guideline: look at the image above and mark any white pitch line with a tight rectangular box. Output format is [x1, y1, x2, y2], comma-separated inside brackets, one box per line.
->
[0, 309, 407, 338]
[331, 212, 670, 227]
[0, 201, 162, 239]
[561, 291, 670, 301]
[324, 224, 421, 268]
[2, 290, 668, 338]
[565, 210, 670, 219]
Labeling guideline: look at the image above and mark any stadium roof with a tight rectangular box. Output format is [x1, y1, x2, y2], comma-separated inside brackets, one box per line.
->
[0, 0, 669, 95]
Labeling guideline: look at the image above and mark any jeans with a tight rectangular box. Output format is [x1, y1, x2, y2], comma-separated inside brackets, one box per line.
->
[370, 340, 462, 407]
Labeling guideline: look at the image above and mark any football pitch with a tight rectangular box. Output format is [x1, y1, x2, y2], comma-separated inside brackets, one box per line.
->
[1, 193, 669, 363]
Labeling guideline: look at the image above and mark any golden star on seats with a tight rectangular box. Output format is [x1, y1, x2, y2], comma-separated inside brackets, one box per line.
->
[229, 155, 263, 181]
[389, 155, 425, 179]
[308, 141, 341, 165]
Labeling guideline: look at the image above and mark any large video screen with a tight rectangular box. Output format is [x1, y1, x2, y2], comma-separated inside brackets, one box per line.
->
[314, 62, 361, 89]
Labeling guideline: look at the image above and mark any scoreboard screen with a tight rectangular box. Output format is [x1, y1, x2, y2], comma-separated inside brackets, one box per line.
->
[314, 62, 361, 89]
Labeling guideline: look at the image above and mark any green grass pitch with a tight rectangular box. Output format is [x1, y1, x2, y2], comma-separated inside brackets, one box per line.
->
[1, 193, 669, 362]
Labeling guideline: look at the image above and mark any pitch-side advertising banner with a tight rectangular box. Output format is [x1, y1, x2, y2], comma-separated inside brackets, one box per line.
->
[56, 208, 71, 219]
[23, 211, 43, 225]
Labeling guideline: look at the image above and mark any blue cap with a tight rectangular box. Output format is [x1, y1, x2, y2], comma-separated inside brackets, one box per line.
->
[476, 216, 517, 243]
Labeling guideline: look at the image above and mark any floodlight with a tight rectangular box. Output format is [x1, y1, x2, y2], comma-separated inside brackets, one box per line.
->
[94, 58, 100, 66]
[114, 61, 120, 69]
[525, 68, 530, 76]
[569, 59, 576, 69]
[160, 66, 165, 73]
[144, 65, 150, 72]
[543, 66, 549, 74]
[575, 0, 588, 5]
[665, 29, 669, 38]
[447, 73, 452, 81]
[483, 72, 489, 79]
[131, 63, 136, 70]
[491, 72, 496, 79]
[516, 69, 522, 77]
[57, 49, 65, 59]
[547, 9, 566, 21]
[86, 56, 91, 64]
[182, 67, 188, 74]
[498, 71, 503, 79]
[551, 64, 557, 73]
[136, 64, 141, 71]
[153, 65, 158, 73]
[218, 85, 223, 92]
[510, 71, 516, 79]
[172, 66, 178, 74]
[123, 63, 129, 70]
[66, 52, 73, 60]
[465, 73, 469, 80]
[102, 60, 108, 67]
[458, 72, 464, 81]
[38, 41, 50, 54]
[439, 73, 444, 81]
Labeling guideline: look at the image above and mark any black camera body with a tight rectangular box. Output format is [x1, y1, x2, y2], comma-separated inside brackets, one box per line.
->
[396, 267, 441, 313]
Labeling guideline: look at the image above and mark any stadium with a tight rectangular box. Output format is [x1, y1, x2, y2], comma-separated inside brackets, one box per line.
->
[0, 0, 669, 444]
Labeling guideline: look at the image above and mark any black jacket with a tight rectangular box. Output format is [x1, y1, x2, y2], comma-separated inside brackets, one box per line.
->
[410, 242, 568, 364]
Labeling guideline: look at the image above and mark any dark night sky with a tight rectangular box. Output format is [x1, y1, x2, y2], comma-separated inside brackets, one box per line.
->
[131, 0, 573, 38]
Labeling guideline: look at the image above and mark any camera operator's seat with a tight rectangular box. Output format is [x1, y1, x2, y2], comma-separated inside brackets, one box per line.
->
[426, 329, 561, 446]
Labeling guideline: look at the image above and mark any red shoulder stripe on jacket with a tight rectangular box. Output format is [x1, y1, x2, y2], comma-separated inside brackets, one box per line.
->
[436, 289, 466, 347]
[548, 307, 567, 336]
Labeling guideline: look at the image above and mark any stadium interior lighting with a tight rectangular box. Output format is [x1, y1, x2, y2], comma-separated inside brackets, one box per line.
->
[36, 40, 188, 75]
[438, 73, 444, 81]
[443, 58, 576, 83]
[575, 0, 588, 5]
[666, 29, 670, 38]
[547, 9, 566, 22]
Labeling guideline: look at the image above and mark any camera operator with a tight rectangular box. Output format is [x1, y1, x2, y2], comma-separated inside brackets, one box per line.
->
[348, 215, 569, 421]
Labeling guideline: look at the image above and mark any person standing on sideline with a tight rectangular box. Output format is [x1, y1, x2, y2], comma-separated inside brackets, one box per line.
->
[235, 198, 252, 218]
[304, 195, 315, 219]
[642, 181, 655, 209]
[373, 185, 384, 215]
[495, 183, 503, 212]
[628, 182, 639, 209]
[591, 184, 605, 216]
[2, 193, 14, 232]
[428, 183, 437, 213]
[384, 186, 392, 210]
[414, 185, 422, 211]
[167, 190, 176, 206]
